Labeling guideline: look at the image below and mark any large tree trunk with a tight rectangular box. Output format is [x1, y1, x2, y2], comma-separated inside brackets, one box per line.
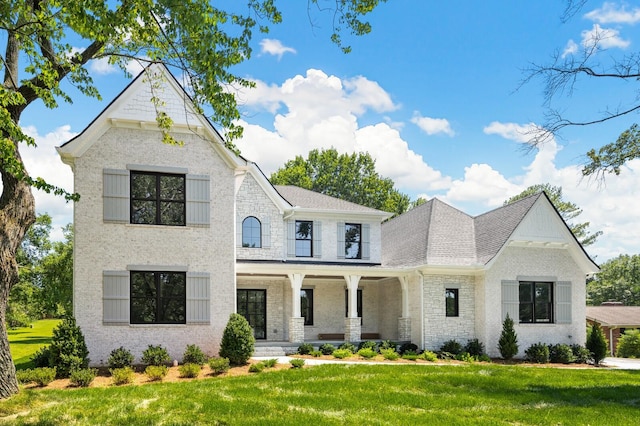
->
[0, 158, 36, 399]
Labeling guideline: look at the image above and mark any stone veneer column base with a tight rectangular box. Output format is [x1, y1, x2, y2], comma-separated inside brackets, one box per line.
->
[344, 317, 362, 342]
[289, 317, 305, 343]
[398, 317, 411, 341]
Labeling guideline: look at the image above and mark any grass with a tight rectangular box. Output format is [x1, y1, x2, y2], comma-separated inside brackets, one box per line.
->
[7, 319, 60, 370]
[0, 363, 639, 425]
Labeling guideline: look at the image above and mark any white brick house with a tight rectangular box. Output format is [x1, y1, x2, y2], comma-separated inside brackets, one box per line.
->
[57, 64, 598, 363]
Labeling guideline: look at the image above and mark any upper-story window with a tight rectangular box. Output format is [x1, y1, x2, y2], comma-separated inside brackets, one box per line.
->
[295, 220, 313, 257]
[519, 281, 553, 323]
[242, 217, 261, 248]
[345, 223, 362, 259]
[131, 171, 185, 226]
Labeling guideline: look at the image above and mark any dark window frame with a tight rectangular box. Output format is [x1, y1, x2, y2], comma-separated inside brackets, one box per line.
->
[242, 216, 262, 248]
[300, 289, 314, 326]
[345, 223, 362, 259]
[130, 271, 186, 325]
[130, 171, 186, 226]
[237, 289, 267, 340]
[295, 220, 313, 257]
[519, 281, 554, 324]
[445, 288, 459, 317]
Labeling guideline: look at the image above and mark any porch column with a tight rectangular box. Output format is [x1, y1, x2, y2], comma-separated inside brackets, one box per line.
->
[398, 276, 412, 341]
[288, 273, 305, 343]
[344, 275, 362, 342]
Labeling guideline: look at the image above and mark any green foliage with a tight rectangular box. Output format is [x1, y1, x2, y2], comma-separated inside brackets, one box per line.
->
[289, 358, 305, 369]
[357, 348, 377, 359]
[456, 352, 475, 363]
[263, 358, 278, 368]
[69, 368, 97, 387]
[548, 344, 575, 364]
[498, 314, 519, 360]
[310, 350, 323, 357]
[378, 340, 397, 352]
[583, 124, 640, 178]
[248, 363, 264, 373]
[31, 346, 52, 368]
[401, 351, 418, 361]
[616, 329, 640, 358]
[399, 343, 418, 355]
[339, 342, 357, 353]
[357, 340, 378, 351]
[219, 313, 255, 365]
[208, 357, 230, 375]
[178, 363, 202, 378]
[16, 367, 57, 387]
[419, 351, 438, 362]
[297, 343, 314, 355]
[586, 323, 609, 365]
[108, 347, 134, 370]
[587, 254, 640, 306]
[380, 348, 399, 360]
[504, 184, 601, 247]
[440, 340, 463, 355]
[464, 339, 486, 357]
[142, 345, 170, 366]
[332, 349, 353, 359]
[48, 317, 89, 378]
[525, 343, 550, 364]
[270, 148, 410, 216]
[110, 367, 135, 386]
[182, 344, 207, 366]
[319, 343, 336, 355]
[570, 344, 591, 364]
[144, 365, 169, 382]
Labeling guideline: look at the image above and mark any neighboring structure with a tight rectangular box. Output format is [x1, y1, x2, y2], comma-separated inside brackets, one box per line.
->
[57, 64, 599, 364]
[587, 304, 640, 355]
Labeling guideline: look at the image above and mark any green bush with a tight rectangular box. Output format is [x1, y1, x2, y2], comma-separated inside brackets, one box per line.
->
[379, 340, 397, 352]
[248, 363, 264, 373]
[142, 344, 170, 366]
[144, 365, 169, 381]
[219, 313, 255, 365]
[297, 343, 314, 355]
[263, 358, 278, 368]
[456, 352, 475, 363]
[465, 339, 486, 357]
[549, 343, 575, 364]
[616, 329, 640, 358]
[31, 346, 52, 368]
[182, 344, 207, 366]
[16, 367, 57, 387]
[440, 339, 463, 355]
[498, 314, 519, 360]
[525, 342, 550, 363]
[319, 343, 336, 355]
[380, 348, 399, 360]
[357, 340, 377, 352]
[399, 343, 418, 355]
[339, 342, 357, 353]
[586, 322, 608, 365]
[108, 347, 134, 370]
[69, 368, 97, 387]
[178, 363, 201, 378]
[419, 350, 438, 362]
[401, 351, 418, 361]
[290, 358, 305, 368]
[310, 350, 323, 357]
[110, 367, 135, 385]
[357, 348, 377, 359]
[570, 344, 591, 364]
[332, 349, 352, 359]
[208, 357, 230, 375]
[49, 317, 90, 378]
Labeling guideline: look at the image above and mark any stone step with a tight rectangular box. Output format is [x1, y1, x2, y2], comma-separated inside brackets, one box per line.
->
[253, 347, 288, 357]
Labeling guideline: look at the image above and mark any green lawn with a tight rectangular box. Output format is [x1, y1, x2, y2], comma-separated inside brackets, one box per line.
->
[1, 363, 638, 425]
[7, 319, 60, 370]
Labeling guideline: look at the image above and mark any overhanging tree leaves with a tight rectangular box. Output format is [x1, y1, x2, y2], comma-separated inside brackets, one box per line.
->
[0, 0, 386, 399]
[503, 184, 602, 247]
[270, 148, 410, 216]
[587, 254, 640, 306]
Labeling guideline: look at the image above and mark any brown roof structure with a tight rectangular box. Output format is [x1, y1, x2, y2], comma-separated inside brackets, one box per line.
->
[586, 306, 640, 327]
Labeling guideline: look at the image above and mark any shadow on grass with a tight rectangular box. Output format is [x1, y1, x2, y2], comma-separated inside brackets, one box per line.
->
[9, 337, 53, 346]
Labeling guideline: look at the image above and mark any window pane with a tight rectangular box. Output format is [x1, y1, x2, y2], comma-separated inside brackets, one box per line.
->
[535, 302, 552, 322]
[345, 224, 361, 259]
[296, 221, 312, 239]
[131, 272, 155, 297]
[130, 271, 185, 325]
[131, 200, 156, 224]
[519, 282, 533, 303]
[131, 174, 156, 199]
[242, 217, 261, 248]
[535, 283, 552, 302]
[301, 289, 313, 325]
[131, 298, 156, 323]
[160, 201, 185, 225]
[519, 303, 533, 323]
[159, 175, 185, 201]
[295, 240, 312, 257]
[445, 289, 459, 317]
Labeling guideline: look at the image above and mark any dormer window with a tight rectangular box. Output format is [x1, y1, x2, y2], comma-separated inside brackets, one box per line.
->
[242, 217, 261, 248]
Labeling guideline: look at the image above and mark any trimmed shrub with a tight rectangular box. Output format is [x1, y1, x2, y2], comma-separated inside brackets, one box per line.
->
[263, 358, 278, 368]
[525, 342, 550, 363]
[399, 343, 418, 355]
[208, 357, 230, 375]
[616, 329, 640, 358]
[464, 339, 486, 357]
[310, 350, 323, 357]
[357, 348, 377, 359]
[144, 365, 169, 381]
[248, 363, 264, 373]
[297, 343, 314, 355]
[110, 367, 135, 385]
[290, 358, 305, 368]
[379, 340, 397, 352]
[419, 350, 438, 362]
[357, 341, 377, 351]
[16, 367, 57, 387]
[31, 346, 52, 368]
[440, 340, 463, 355]
[49, 317, 89, 378]
[219, 313, 255, 365]
[339, 342, 357, 353]
[498, 314, 519, 360]
[401, 351, 418, 361]
[108, 347, 134, 370]
[586, 322, 608, 365]
[142, 345, 170, 366]
[178, 363, 201, 378]
[319, 343, 336, 355]
[381, 349, 399, 360]
[477, 354, 492, 363]
[69, 368, 97, 387]
[549, 343, 575, 364]
[182, 344, 207, 366]
[332, 349, 352, 359]
[570, 344, 591, 364]
[456, 352, 475, 363]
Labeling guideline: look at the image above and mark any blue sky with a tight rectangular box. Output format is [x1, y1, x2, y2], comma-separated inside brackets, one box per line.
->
[17, 1, 640, 262]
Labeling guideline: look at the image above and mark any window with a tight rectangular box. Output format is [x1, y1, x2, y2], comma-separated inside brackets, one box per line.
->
[300, 289, 314, 326]
[445, 288, 459, 317]
[295, 221, 313, 257]
[242, 217, 261, 248]
[519, 281, 553, 323]
[345, 223, 362, 259]
[345, 289, 363, 319]
[131, 171, 185, 226]
[130, 271, 186, 324]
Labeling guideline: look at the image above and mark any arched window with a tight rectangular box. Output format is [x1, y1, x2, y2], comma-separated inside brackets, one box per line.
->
[242, 216, 261, 248]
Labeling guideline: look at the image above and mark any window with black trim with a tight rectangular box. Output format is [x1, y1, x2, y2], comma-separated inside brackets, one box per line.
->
[345, 289, 363, 320]
[242, 217, 261, 248]
[300, 289, 314, 326]
[445, 288, 459, 317]
[345, 223, 362, 259]
[130, 271, 186, 324]
[131, 171, 185, 225]
[295, 221, 313, 257]
[519, 281, 553, 323]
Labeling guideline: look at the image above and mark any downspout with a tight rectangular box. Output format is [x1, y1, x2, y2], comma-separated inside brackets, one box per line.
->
[418, 271, 425, 350]
[610, 327, 614, 356]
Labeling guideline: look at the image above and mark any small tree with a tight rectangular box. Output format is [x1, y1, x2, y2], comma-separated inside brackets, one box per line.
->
[498, 314, 519, 360]
[48, 317, 90, 378]
[219, 313, 255, 365]
[586, 323, 609, 366]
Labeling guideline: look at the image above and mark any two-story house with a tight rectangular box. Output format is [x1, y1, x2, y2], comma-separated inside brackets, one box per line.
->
[57, 64, 598, 363]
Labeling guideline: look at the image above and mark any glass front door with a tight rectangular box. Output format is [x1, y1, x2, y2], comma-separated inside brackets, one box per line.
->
[237, 289, 266, 339]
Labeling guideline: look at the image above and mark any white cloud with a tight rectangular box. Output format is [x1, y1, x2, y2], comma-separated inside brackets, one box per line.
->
[562, 39, 579, 58]
[89, 57, 118, 75]
[581, 24, 630, 50]
[483, 121, 539, 144]
[259, 38, 297, 60]
[585, 2, 640, 24]
[411, 113, 455, 136]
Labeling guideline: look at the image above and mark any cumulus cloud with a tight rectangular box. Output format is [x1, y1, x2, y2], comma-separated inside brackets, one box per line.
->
[581, 24, 630, 50]
[585, 2, 640, 24]
[483, 121, 539, 143]
[411, 113, 455, 136]
[259, 38, 297, 60]
[562, 39, 579, 58]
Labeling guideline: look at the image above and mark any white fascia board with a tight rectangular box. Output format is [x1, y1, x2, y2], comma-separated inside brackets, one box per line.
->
[416, 264, 485, 276]
[287, 207, 391, 222]
[236, 262, 410, 278]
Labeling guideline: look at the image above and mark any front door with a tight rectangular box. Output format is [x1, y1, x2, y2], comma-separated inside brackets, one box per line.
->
[237, 289, 266, 339]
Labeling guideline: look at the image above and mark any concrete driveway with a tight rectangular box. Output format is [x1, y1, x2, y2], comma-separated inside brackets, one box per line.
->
[602, 357, 640, 370]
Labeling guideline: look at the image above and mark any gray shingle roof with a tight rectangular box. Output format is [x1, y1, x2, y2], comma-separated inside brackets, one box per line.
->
[587, 306, 640, 326]
[274, 185, 385, 214]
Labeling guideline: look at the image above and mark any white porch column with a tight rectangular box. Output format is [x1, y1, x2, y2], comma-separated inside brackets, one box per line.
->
[288, 273, 305, 343]
[344, 275, 362, 342]
[398, 275, 412, 341]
